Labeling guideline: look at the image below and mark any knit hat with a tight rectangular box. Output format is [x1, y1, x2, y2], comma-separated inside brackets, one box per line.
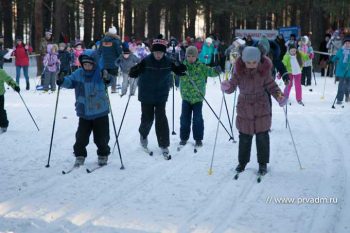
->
[45, 30, 52, 37]
[205, 37, 213, 44]
[79, 54, 95, 65]
[288, 44, 297, 50]
[152, 39, 167, 53]
[59, 42, 66, 48]
[343, 36, 350, 44]
[186, 46, 198, 57]
[108, 26, 117, 35]
[123, 47, 130, 54]
[241, 46, 261, 63]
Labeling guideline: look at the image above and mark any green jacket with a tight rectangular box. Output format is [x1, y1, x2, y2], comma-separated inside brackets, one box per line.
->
[282, 52, 309, 74]
[0, 69, 17, 95]
[180, 60, 217, 104]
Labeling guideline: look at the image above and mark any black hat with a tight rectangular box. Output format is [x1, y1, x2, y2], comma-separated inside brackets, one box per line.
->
[123, 47, 130, 54]
[343, 36, 350, 44]
[79, 54, 95, 65]
[16, 36, 23, 41]
[152, 39, 167, 53]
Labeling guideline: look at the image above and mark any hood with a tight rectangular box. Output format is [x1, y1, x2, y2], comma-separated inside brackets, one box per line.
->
[236, 55, 272, 77]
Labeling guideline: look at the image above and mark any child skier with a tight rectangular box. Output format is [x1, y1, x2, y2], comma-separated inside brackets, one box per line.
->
[58, 42, 73, 77]
[129, 38, 187, 159]
[0, 69, 20, 133]
[221, 46, 287, 175]
[282, 44, 309, 105]
[115, 47, 141, 97]
[43, 44, 60, 92]
[178, 46, 218, 147]
[56, 49, 111, 167]
[298, 36, 314, 86]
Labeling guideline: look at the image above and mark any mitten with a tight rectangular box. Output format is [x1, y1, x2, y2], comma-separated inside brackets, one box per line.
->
[221, 80, 234, 93]
[102, 70, 110, 84]
[172, 63, 187, 76]
[278, 96, 288, 107]
[56, 76, 64, 86]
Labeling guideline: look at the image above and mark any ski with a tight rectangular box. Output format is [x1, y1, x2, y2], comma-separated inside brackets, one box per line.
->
[143, 147, 153, 156]
[86, 165, 106, 173]
[257, 171, 267, 183]
[163, 152, 172, 160]
[233, 172, 241, 180]
[62, 165, 79, 175]
[177, 145, 185, 152]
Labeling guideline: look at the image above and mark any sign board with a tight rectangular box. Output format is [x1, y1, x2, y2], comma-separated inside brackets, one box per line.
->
[235, 29, 278, 40]
[278, 26, 301, 40]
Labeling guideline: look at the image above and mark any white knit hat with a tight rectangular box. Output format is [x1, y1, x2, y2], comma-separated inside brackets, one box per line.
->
[205, 37, 213, 44]
[108, 26, 117, 34]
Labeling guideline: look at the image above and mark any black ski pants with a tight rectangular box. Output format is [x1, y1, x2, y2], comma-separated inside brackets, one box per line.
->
[73, 115, 110, 157]
[139, 102, 170, 148]
[238, 131, 270, 165]
[0, 95, 9, 128]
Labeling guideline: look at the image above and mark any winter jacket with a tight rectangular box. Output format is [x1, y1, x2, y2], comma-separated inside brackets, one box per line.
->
[180, 60, 216, 104]
[327, 38, 342, 55]
[12, 44, 32, 67]
[58, 50, 73, 72]
[0, 69, 18, 95]
[298, 44, 314, 67]
[115, 53, 141, 73]
[43, 44, 60, 72]
[60, 50, 109, 120]
[130, 54, 174, 104]
[282, 52, 309, 74]
[98, 32, 122, 69]
[332, 47, 350, 79]
[199, 43, 214, 65]
[224, 56, 283, 135]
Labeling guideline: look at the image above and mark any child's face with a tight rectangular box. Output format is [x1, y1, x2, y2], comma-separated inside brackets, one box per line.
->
[51, 47, 57, 53]
[59, 46, 65, 51]
[83, 63, 94, 71]
[153, 51, 164, 60]
[123, 53, 130, 59]
[289, 48, 297, 55]
[344, 41, 350, 48]
[76, 45, 82, 50]
[244, 61, 258, 69]
[186, 54, 197, 64]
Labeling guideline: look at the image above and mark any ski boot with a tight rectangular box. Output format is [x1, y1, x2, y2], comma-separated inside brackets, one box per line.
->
[74, 156, 85, 167]
[195, 140, 203, 147]
[98, 156, 108, 166]
[235, 163, 246, 173]
[161, 147, 171, 160]
[258, 163, 267, 176]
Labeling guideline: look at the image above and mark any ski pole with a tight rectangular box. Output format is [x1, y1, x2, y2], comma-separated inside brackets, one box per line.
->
[188, 76, 234, 141]
[283, 106, 303, 170]
[18, 92, 40, 131]
[321, 75, 327, 99]
[208, 93, 225, 175]
[171, 73, 176, 135]
[217, 73, 235, 142]
[112, 93, 131, 154]
[231, 91, 237, 128]
[106, 88, 125, 170]
[331, 94, 338, 109]
[46, 86, 60, 167]
[285, 103, 288, 128]
[312, 68, 317, 85]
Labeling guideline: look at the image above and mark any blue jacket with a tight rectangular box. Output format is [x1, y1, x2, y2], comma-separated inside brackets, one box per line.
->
[61, 50, 109, 120]
[137, 54, 173, 104]
[98, 33, 122, 70]
[332, 47, 350, 79]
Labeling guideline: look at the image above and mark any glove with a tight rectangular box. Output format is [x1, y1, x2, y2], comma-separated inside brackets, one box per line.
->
[276, 72, 281, 80]
[221, 80, 234, 94]
[129, 62, 144, 78]
[56, 76, 64, 86]
[102, 70, 110, 84]
[14, 86, 20, 93]
[278, 96, 288, 107]
[282, 73, 290, 85]
[172, 63, 187, 76]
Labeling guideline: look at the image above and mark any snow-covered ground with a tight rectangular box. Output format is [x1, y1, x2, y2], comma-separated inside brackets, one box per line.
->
[1, 59, 349, 233]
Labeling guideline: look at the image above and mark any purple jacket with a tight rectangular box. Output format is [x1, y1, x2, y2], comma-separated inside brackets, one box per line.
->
[225, 56, 283, 135]
[43, 44, 60, 72]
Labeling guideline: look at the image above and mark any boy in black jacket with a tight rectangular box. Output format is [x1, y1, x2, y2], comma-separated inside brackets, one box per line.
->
[129, 39, 186, 159]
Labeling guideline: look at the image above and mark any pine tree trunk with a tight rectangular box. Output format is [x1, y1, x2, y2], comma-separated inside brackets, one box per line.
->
[124, 0, 132, 37]
[168, 0, 184, 40]
[54, 0, 67, 43]
[1, 0, 13, 48]
[147, 0, 161, 39]
[16, 0, 25, 40]
[69, 0, 75, 41]
[186, 1, 196, 38]
[93, 0, 103, 41]
[134, 6, 146, 39]
[83, 0, 93, 45]
[35, 0, 43, 75]
[204, 3, 211, 36]
[43, 0, 52, 32]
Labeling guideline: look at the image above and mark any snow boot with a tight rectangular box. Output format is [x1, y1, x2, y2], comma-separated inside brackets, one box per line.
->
[297, 100, 304, 106]
[161, 147, 171, 160]
[336, 100, 343, 105]
[179, 140, 187, 146]
[235, 163, 246, 173]
[258, 163, 267, 176]
[195, 140, 203, 147]
[74, 156, 85, 167]
[140, 134, 148, 148]
[98, 156, 108, 166]
[345, 96, 349, 102]
[0, 127, 7, 134]
[26, 81, 30, 90]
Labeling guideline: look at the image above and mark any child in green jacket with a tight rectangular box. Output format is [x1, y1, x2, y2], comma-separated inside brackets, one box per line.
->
[179, 46, 218, 147]
[0, 69, 20, 133]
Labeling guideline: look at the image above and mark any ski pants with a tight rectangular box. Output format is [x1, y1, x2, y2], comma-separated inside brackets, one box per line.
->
[139, 102, 170, 148]
[43, 71, 57, 91]
[121, 72, 138, 95]
[301, 66, 312, 86]
[180, 100, 204, 141]
[0, 95, 9, 128]
[336, 78, 350, 102]
[238, 131, 270, 165]
[286, 73, 302, 102]
[73, 115, 110, 157]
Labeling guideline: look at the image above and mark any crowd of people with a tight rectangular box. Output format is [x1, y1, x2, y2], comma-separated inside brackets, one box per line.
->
[1, 26, 349, 175]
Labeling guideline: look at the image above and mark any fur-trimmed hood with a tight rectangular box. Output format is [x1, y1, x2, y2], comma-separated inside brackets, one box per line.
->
[235, 55, 273, 77]
[104, 32, 120, 40]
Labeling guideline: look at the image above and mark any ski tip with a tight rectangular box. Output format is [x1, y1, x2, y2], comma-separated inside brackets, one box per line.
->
[86, 169, 92, 173]
[194, 149, 197, 153]
[257, 177, 262, 183]
[62, 171, 66, 175]
[149, 151, 153, 156]
[233, 174, 239, 180]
